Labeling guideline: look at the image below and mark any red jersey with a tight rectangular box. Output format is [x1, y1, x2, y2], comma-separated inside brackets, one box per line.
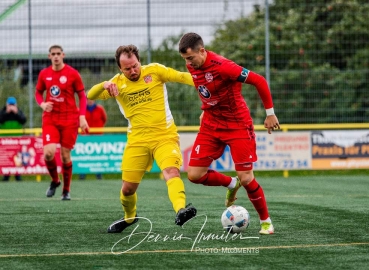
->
[85, 104, 107, 134]
[186, 51, 273, 130]
[36, 64, 85, 122]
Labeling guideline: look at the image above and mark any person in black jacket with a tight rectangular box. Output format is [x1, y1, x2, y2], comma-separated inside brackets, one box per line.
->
[0, 97, 27, 181]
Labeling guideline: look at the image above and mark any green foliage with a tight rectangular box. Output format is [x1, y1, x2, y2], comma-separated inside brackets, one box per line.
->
[0, 62, 39, 126]
[210, 0, 369, 123]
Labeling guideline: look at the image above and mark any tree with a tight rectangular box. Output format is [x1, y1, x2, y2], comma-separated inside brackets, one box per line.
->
[209, 0, 369, 123]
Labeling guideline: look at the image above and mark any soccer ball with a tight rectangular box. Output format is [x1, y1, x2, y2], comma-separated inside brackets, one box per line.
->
[221, 205, 250, 233]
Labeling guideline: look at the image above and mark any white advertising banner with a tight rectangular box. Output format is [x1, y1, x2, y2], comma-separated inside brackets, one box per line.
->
[254, 131, 311, 170]
[179, 131, 312, 171]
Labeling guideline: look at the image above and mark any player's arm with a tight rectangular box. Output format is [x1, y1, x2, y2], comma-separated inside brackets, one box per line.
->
[87, 80, 118, 100]
[76, 90, 89, 134]
[156, 64, 195, 86]
[170, 70, 195, 86]
[34, 72, 54, 112]
[238, 68, 280, 134]
[35, 89, 54, 112]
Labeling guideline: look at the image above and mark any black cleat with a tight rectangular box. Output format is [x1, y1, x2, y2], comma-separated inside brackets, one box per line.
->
[46, 181, 61, 197]
[61, 190, 71, 201]
[175, 203, 197, 226]
[107, 215, 138, 233]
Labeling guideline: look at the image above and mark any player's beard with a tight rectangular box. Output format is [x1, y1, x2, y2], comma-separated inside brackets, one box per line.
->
[129, 73, 140, 81]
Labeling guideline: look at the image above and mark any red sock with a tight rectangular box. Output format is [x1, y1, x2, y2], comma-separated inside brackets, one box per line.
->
[45, 158, 59, 183]
[245, 179, 270, 220]
[193, 169, 232, 187]
[62, 162, 73, 192]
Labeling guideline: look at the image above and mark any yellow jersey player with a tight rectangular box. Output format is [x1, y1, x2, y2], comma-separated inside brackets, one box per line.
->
[87, 45, 197, 233]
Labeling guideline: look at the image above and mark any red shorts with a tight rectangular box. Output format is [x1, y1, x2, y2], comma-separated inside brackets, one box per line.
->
[42, 118, 79, 149]
[189, 125, 257, 171]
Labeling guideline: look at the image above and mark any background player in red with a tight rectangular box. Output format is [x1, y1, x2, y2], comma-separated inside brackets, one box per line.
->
[179, 33, 280, 235]
[79, 99, 107, 180]
[35, 45, 89, 200]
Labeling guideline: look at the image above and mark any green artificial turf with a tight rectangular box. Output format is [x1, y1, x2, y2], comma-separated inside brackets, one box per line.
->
[0, 173, 368, 269]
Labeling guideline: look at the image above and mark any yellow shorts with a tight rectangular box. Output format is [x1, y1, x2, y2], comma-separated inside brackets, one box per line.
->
[121, 137, 182, 183]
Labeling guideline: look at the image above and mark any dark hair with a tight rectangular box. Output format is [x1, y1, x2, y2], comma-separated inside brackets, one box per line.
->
[115, 45, 140, 68]
[178, 32, 204, 53]
[49, 44, 63, 52]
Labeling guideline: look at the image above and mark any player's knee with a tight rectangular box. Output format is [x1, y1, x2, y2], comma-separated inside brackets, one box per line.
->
[43, 152, 54, 161]
[121, 184, 136, 196]
[187, 169, 206, 183]
[238, 171, 254, 186]
[61, 156, 71, 164]
[187, 170, 198, 182]
[162, 167, 180, 181]
[121, 188, 135, 196]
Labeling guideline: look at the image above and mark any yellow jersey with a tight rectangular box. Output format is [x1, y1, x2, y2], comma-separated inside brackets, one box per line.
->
[87, 63, 194, 142]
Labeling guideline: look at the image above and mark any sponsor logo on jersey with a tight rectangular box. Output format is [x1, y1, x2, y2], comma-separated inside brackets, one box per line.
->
[144, 75, 152, 83]
[127, 88, 151, 107]
[206, 100, 218, 106]
[46, 77, 52, 81]
[50, 85, 61, 97]
[59, 76, 67, 84]
[198, 85, 211, 98]
[205, 72, 213, 82]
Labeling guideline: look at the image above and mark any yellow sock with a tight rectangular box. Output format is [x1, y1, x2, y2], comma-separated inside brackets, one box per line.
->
[166, 177, 186, 213]
[120, 190, 137, 224]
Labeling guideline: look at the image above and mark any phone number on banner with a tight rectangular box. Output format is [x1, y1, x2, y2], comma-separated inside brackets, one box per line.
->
[254, 159, 310, 170]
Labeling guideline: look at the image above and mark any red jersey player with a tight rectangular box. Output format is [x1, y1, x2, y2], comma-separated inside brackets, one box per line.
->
[179, 33, 280, 235]
[35, 45, 89, 200]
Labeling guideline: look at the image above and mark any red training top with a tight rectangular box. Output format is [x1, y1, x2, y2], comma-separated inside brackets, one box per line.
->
[85, 104, 107, 134]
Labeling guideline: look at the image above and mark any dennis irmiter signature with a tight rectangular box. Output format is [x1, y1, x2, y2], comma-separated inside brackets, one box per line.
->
[111, 214, 259, 255]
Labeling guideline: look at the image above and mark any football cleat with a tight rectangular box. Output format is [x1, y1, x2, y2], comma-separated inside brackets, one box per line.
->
[46, 181, 61, 197]
[259, 222, 275, 235]
[107, 215, 138, 233]
[175, 203, 197, 226]
[61, 190, 71, 201]
[225, 177, 242, 207]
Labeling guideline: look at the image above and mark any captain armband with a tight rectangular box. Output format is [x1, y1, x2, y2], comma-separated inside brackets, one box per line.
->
[236, 68, 250, 82]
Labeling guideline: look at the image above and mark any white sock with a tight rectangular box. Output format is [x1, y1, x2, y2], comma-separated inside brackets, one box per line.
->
[260, 218, 271, 224]
[227, 177, 237, 189]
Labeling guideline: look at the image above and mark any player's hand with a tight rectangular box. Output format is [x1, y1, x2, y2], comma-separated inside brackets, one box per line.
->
[103, 81, 119, 97]
[264, 115, 280, 134]
[79, 116, 90, 134]
[41, 102, 54, 112]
